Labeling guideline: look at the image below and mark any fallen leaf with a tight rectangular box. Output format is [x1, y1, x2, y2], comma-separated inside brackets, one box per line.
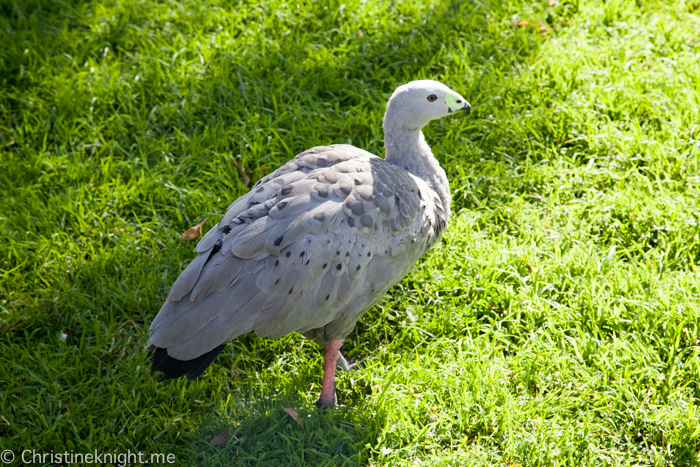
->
[182, 217, 209, 241]
[514, 19, 550, 33]
[210, 428, 230, 446]
[283, 407, 302, 427]
[234, 156, 250, 186]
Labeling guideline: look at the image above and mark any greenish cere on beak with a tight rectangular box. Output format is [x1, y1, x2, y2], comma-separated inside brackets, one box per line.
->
[445, 91, 470, 113]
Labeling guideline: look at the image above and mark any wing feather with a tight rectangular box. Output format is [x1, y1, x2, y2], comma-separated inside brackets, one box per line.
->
[165, 251, 210, 302]
[190, 254, 247, 302]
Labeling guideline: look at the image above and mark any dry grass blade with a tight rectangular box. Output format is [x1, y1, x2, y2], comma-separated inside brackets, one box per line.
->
[182, 217, 209, 241]
[234, 156, 251, 186]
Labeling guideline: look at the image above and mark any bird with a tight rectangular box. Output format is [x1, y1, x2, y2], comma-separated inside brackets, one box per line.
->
[147, 80, 470, 408]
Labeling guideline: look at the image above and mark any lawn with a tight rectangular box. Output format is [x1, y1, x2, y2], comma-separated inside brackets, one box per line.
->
[1, 0, 699, 465]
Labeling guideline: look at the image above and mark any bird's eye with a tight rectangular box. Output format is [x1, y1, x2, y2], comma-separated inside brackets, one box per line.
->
[427, 94, 437, 102]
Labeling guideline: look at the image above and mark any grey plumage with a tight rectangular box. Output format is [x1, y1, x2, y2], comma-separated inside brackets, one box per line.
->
[147, 80, 471, 405]
[149, 145, 442, 356]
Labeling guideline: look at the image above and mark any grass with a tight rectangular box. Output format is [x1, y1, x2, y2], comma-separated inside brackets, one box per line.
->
[1, 0, 699, 465]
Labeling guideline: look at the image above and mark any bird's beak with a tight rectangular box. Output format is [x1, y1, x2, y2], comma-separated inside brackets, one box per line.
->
[446, 91, 471, 113]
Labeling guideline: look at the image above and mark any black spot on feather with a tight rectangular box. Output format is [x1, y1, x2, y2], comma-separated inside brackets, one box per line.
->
[350, 202, 364, 216]
[274, 236, 284, 246]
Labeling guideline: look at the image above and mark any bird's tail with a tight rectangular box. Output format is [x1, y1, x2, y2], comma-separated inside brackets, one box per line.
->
[149, 344, 227, 380]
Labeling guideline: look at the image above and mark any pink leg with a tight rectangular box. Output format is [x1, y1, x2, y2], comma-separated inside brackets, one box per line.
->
[315, 339, 343, 409]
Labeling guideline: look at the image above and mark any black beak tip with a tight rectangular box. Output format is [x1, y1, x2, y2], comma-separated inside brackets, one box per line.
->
[462, 103, 471, 112]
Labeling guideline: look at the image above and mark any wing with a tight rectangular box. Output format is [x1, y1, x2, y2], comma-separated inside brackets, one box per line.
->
[147, 144, 447, 360]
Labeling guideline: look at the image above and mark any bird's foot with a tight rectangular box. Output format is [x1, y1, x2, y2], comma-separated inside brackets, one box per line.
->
[336, 352, 363, 372]
[314, 390, 338, 409]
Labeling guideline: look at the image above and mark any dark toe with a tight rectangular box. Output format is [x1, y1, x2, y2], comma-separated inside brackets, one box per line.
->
[314, 392, 337, 409]
[336, 352, 363, 372]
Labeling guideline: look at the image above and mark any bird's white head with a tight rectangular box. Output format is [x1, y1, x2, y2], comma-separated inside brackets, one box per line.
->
[384, 80, 470, 131]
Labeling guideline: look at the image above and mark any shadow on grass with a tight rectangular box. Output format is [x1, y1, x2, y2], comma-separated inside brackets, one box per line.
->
[189, 399, 380, 466]
[173, 336, 383, 465]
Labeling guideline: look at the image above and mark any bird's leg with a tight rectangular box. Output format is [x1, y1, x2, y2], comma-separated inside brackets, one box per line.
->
[315, 339, 342, 409]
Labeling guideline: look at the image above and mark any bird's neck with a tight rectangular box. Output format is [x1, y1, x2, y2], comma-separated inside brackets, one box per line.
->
[384, 126, 451, 221]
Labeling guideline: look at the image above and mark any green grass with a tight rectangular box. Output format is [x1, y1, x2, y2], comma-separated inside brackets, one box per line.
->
[1, 0, 699, 464]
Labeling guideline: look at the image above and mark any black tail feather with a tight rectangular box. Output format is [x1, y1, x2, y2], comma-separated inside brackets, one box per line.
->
[149, 344, 227, 380]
